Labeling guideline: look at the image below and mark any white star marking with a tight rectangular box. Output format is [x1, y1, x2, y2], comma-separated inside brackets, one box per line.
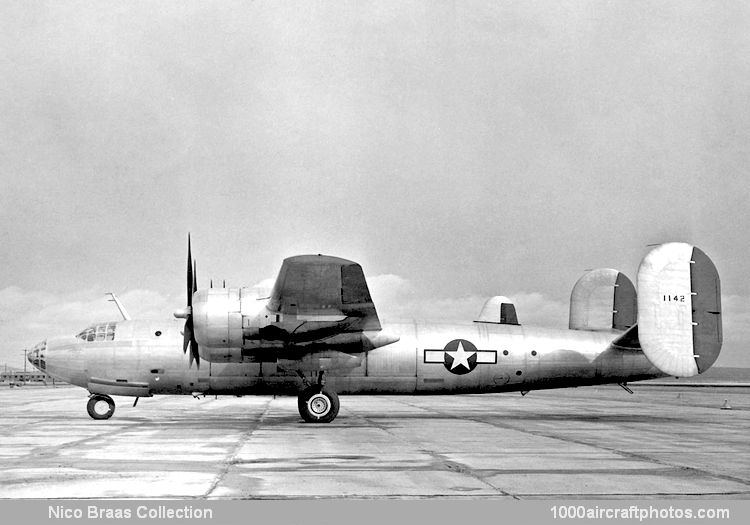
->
[447, 341, 474, 370]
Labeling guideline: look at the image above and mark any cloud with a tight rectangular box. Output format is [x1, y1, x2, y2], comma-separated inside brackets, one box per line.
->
[0, 276, 568, 368]
[368, 273, 568, 327]
[2, 279, 747, 370]
[0, 286, 178, 369]
[369, 274, 749, 368]
[510, 292, 570, 328]
[247, 278, 275, 299]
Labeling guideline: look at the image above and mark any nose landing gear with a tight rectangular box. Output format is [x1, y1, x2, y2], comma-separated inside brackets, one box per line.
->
[87, 394, 115, 420]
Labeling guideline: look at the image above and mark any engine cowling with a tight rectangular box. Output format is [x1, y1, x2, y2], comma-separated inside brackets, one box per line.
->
[192, 287, 268, 349]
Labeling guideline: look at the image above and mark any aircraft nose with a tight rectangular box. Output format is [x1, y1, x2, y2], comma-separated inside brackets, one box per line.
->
[28, 340, 47, 371]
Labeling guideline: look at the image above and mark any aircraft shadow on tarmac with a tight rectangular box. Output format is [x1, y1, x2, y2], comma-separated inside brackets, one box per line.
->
[106, 409, 681, 427]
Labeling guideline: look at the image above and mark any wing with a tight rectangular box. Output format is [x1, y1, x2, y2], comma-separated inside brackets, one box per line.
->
[188, 251, 398, 362]
[244, 255, 395, 352]
[267, 255, 380, 328]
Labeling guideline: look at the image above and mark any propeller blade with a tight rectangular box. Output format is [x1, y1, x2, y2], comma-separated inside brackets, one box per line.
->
[183, 233, 200, 368]
[183, 319, 192, 354]
[185, 339, 200, 369]
[187, 234, 193, 308]
[193, 259, 197, 295]
[191, 342, 200, 369]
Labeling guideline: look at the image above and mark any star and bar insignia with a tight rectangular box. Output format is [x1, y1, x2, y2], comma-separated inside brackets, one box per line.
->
[423, 339, 497, 375]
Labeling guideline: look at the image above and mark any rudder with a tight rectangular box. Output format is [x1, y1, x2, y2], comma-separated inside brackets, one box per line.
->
[690, 247, 722, 372]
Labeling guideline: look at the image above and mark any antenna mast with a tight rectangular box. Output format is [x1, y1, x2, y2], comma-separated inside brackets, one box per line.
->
[106, 292, 132, 321]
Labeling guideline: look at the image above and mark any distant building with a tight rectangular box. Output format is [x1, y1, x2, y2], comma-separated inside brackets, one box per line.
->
[0, 368, 62, 385]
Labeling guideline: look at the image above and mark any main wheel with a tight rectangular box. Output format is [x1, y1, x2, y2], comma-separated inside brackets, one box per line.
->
[297, 386, 339, 423]
[87, 394, 115, 420]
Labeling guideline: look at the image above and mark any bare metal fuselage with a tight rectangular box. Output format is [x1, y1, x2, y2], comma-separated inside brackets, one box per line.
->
[39, 318, 664, 398]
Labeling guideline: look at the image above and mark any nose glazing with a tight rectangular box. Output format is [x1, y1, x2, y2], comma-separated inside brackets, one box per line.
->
[28, 340, 47, 371]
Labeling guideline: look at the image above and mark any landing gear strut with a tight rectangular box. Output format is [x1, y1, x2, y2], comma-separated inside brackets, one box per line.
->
[87, 394, 115, 420]
[297, 371, 339, 423]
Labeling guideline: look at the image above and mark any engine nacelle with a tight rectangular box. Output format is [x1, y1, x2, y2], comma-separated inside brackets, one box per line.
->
[192, 287, 268, 349]
[187, 254, 399, 364]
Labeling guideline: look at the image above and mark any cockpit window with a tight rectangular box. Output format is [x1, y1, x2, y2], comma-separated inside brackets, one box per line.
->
[76, 322, 117, 342]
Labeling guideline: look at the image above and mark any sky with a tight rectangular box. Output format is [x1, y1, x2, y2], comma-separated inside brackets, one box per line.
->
[1, 1, 749, 370]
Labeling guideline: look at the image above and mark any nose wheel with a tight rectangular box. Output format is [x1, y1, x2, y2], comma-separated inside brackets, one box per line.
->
[87, 394, 115, 420]
[297, 386, 339, 423]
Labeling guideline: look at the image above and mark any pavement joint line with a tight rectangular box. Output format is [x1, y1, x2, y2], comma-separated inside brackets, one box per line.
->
[391, 395, 750, 493]
[516, 490, 750, 498]
[445, 407, 750, 489]
[474, 387, 750, 412]
[485, 420, 750, 488]
[197, 494, 516, 501]
[1, 423, 134, 470]
[365, 398, 516, 499]
[2, 388, 748, 498]
[202, 396, 273, 498]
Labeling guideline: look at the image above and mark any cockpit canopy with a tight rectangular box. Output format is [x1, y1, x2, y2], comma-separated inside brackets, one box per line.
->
[76, 322, 118, 342]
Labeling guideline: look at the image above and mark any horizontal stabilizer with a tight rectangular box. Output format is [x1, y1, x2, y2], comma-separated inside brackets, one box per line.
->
[637, 243, 722, 377]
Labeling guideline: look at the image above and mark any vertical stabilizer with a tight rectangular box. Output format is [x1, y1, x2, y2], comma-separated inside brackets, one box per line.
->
[637, 243, 722, 377]
[569, 269, 636, 331]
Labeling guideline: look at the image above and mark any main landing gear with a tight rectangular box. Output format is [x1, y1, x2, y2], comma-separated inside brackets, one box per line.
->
[87, 394, 115, 420]
[297, 371, 339, 423]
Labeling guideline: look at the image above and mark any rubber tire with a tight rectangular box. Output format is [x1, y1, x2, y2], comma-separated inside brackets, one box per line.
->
[87, 394, 115, 420]
[297, 386, 339, 423]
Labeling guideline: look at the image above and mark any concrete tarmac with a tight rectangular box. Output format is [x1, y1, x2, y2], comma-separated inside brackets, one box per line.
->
[0, 384, 748, 499]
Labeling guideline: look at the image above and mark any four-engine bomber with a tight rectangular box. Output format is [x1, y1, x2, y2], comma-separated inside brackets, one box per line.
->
[27, 241, 722, 423]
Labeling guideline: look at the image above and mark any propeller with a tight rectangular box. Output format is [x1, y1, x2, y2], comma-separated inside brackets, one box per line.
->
[182, 234, 200, 368]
